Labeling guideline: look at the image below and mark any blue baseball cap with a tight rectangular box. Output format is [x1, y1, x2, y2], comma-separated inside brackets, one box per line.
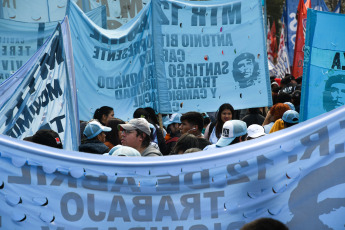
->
[284, 102, 296, 111]
[83, 120, 111, 139]
[216, 120, 247, 147]
[164, 113, 182, 127]
[282, 110, 299, 124]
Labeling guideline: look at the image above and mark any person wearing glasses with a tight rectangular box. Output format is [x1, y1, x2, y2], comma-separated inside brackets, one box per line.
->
[119, 118, 162, 157]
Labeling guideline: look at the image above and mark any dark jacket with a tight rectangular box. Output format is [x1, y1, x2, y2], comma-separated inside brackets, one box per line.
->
[79, 139, 109, 154]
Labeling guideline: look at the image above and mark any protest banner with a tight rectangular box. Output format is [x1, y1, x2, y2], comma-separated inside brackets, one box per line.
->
[0, 18, 80, 151]
[284, 0, 340, 66]
[300, 9, 345, 121]
[0, 5, 107, 84]
[69, 0, 272, 121]
[1, 100, 345, 229]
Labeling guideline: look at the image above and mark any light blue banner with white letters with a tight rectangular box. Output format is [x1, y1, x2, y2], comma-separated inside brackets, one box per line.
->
[0, 5, 107, 84]
[1, 101, 345, 229]
[69, 0, 272, 121]
[300, 9, 345, 121]
[0, 19, 80, 151]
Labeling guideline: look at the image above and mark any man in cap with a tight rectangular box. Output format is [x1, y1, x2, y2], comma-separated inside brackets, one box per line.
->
[203, 120, 247, 150]
[24, 129, 63, 149]
[79, 120, 112, 154]
[119, 118, 162, 157]
[164, 113, 182, 154]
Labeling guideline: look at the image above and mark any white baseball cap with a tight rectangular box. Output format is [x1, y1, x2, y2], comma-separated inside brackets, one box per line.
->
[216, 120, 247, 147]
[247, 124, 266, 139]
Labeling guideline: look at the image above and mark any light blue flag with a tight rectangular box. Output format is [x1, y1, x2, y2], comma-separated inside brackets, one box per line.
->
[0, 18, 80, 151]
[69, 0, 272, 121]
[1, 97, 345, 228]
[300, 9, 345, 121]
[0, 5, 107, 84]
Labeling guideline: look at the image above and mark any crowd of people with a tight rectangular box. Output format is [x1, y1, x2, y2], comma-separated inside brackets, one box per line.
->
[24, 74, 301, 158]
[21, 74, 299, 229]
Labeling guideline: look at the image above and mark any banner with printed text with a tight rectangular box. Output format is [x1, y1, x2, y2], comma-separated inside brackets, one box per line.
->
[300, 9, 345, 121]
[285, 0, 340, 66]
[1, 101, 345, 229]
[0, 19, 80, 151]
[0, 5, 107, 84]
[69, 0, 272, 121]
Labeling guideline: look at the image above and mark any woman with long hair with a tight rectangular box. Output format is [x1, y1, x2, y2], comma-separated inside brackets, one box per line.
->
[93, 106, 114, 125]
[204, 103, 235, 144]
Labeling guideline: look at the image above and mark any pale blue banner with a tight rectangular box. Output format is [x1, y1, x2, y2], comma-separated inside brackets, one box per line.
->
[300, 9, 345, 121]
[69, 0, 272, 121]
[0, 5, 107, 84]
[0, 19, 80, 151]
[1, 100, 345, 228]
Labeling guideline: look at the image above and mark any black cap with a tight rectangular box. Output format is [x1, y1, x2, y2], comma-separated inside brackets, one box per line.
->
[25, 129, 63, 149]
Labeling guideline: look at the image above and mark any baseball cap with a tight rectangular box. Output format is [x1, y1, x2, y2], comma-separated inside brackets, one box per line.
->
[83, 120, 111, 139]
[118, 118, 151, 136]
[216, 120, 247, 147]
[105, 145, 141, 157]
[284, 102, 295, 111]
[24, 129, 63, 149]
[164, 113, 182, 127]
[247, 124, 266, 139]
[282, 110, 299, 124]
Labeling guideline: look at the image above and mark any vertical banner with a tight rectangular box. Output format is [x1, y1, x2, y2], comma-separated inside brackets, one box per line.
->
[270, 21, 291, 78]
[292, 0, 310, 78]
[0, 20, 80, 151]
[301, 9, 345, 121]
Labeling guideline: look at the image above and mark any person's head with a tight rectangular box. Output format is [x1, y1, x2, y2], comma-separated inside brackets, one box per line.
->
[164, 113, 182, 135]
[105, 118, 125, 146]
[133, 108, 150, 120]
[269, 103, 290, 122]
[277, 91, 291, 103]
[246, 124, 266, 140]
[144, 107, 159, 126]
[171, 133, 199, 155]
[282, 110, 299, 128]
[83, 120, 112, 143]
[119, 118, 151, 152]
[184, 148, 202, 154]
[217, 103, 235, 123]
[241, 218, 288, 230]
[93, 106, 114, 125]
[216, 120, 247, 147]
[105, 145, 141, 157]
[24, 129, 63, 149]
[323, 75, 345, 112]
[284, 102, 295, 111]
[271, 81, 280, 93]
[180, 112, 204, 135]
[232, 53, 259, 88]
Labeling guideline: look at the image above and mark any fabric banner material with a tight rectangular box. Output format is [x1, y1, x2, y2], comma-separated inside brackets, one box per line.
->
[69, 0, 272, 121]
[291, 0, 310, 79]
[285, 0, 340, 67]
[300, 9, 345, 121]
[0, 0, 146, 29]
[269, 22, 290, 78]
[0, 19, 80, 151]
[1, 100, 345, 229]
[0, 6, 107, 84]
